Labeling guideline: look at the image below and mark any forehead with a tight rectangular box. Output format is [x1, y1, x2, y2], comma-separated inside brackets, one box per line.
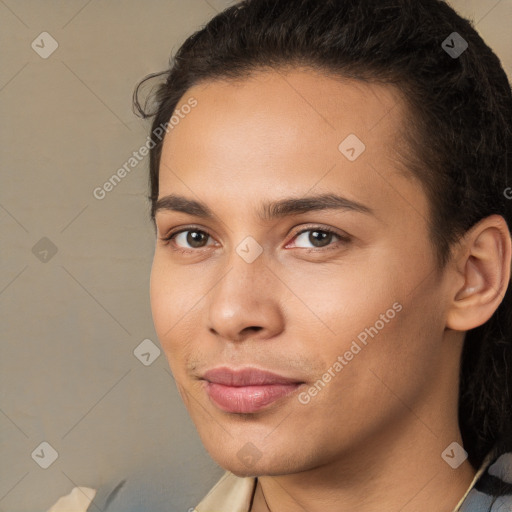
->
[170, 66, 405, 139]
[158, 67, 423, 222]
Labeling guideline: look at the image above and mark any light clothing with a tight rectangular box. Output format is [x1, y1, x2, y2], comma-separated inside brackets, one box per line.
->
[47, 487, 96, 512]
[194, 471, 257, 512]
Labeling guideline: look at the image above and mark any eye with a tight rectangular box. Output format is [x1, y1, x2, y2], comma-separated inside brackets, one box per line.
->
[160, 228, 216, 251]
[289, 227, 349, 250]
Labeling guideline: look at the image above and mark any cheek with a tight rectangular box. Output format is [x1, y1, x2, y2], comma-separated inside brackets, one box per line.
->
[291, 303, 441, 455]
[288, 244, 441, 397]
[149, 254, 223, 386]
[316, 279, 444, 419]
[279, 252, 402, 340]
[149, 256, 195, 353]
[149, 256, 170, 337]
[150, 252, 204, 316]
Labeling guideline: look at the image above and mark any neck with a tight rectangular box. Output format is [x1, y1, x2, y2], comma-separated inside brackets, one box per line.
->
[251, 415, 476, 512]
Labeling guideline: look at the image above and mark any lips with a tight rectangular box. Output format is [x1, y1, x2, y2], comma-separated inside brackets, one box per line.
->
[201, 367, 304, 413]
[202, 367, 302, 386]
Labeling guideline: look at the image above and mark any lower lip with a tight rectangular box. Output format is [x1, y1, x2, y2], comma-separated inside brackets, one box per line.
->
[203, 381, 303, 413]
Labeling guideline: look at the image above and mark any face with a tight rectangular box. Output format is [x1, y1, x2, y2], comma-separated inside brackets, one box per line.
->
[150, 68, 455, 477]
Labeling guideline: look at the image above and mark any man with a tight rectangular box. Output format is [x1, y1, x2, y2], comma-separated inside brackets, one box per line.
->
[141, 0, 512, 510]
[49, 0, 512, 510]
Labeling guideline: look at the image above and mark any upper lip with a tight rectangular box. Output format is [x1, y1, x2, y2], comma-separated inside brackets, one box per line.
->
[202, 367, 304, 386]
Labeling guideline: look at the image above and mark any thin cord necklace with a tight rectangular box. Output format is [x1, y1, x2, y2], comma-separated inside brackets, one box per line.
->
[261, 485, 272, 512]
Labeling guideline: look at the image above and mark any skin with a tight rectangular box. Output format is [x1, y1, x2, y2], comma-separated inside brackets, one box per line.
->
[150, 68, 511, 511]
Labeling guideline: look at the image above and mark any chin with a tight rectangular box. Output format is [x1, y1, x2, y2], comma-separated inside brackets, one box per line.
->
[227, 465, 263, 478]
[207, 446, 307, 478]
[223, 462, 285, 478]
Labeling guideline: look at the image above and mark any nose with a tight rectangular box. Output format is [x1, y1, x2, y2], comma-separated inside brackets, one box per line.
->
[206, 252, 285, 342]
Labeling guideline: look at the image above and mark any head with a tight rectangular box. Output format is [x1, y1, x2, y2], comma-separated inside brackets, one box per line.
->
[135, 0, 512, 473]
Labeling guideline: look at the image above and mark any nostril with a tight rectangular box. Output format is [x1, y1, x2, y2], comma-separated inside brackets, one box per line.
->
[244, 326, 263, 333]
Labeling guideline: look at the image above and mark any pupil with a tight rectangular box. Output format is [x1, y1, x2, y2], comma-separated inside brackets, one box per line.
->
[188, 231, 206, 248]
[310, 230, 331, 247]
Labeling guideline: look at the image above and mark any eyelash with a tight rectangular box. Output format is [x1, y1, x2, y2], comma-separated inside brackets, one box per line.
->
[158, 225, 351, 255]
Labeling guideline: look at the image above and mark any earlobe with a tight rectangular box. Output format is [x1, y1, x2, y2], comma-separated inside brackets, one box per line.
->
[446, 215, 511, 332]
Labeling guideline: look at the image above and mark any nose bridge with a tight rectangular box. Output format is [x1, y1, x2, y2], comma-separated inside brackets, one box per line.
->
[206, 241, 282, 340]
[211, 243, 268, 311]
[215, 228, 269, 292]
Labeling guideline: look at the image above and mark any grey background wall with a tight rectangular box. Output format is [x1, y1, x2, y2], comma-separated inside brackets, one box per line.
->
[1, 1, 510, 511]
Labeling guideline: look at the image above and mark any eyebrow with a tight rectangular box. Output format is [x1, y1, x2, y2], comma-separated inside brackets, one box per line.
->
[153, 192, 373, 221]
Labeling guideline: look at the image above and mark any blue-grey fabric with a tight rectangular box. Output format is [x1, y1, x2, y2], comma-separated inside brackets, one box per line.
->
[459, 450, 512, 512]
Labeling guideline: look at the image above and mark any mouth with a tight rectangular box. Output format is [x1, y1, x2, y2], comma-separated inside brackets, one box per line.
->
[200, 366, 305, 414]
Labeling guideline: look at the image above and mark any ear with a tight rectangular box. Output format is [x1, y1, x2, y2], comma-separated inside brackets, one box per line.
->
[446, 214, 511, 331]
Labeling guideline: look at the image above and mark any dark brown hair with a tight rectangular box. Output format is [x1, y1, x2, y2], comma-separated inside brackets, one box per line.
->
[134, 0, 512, 472]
